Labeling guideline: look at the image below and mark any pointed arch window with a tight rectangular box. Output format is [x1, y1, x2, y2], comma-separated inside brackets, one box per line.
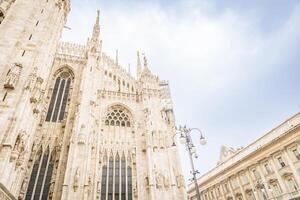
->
[100, 153, 134, 200]
[46, 72, 72, 122]
[25, 148, 55, 200]
[105, 106, 131, 127]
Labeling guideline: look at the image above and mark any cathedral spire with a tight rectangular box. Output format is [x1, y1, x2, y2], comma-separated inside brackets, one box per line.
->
[91, 10, 100, 43]
[115, 50, 119, 66]
[137, 51, 142, 78]
[143, 53, 151, 74]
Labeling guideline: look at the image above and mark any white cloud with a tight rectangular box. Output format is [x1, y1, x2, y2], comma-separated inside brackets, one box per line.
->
[62, 0, 300, 180]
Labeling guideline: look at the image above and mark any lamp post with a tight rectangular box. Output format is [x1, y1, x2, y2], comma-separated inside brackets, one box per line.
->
[172, 125, 207, 200]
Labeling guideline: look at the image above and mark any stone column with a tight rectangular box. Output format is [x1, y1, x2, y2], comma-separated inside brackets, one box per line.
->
[245, 169, 260, 200]
[256, 163, 272, 198]
[228, 178, 236, 200]
[219, 183, 227, 200]
[237, 174, 247, 200]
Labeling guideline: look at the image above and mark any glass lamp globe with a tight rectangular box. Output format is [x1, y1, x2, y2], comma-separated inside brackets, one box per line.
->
[200, 136, 207, 145]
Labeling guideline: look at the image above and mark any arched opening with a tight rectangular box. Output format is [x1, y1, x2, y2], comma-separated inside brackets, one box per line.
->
[46, 70, 73, 122]
[0, 10, 4, 24]
[104, 105, 132, 128]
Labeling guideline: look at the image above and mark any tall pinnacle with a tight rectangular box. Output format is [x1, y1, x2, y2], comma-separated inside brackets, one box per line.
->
[115, 50, 119, 66]
[91, 10, 100, 43]
[143, 54, 151, 74]
[137, 51, 142, 78]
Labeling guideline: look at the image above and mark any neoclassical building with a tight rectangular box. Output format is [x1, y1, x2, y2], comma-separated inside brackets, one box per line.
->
[0, 0, 186, 200]
[187, 112, 300, 200]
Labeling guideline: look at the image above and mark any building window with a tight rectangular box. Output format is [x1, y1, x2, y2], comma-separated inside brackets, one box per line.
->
[0, 10, 4, 24]
[46, 71, 72, 122]
[292, 149, 300, 161]
[287, 177, 298, 192]
[271, 182, 282, 196]
[277, 157, 286, 168]
[264, 163, 272, 174]
[101, 153, 133, 200]
[105, 106, 131, 127]
[25, 148, 54, 200]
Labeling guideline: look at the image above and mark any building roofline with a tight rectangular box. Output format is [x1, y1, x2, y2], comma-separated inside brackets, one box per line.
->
[188, 111, 300, 191]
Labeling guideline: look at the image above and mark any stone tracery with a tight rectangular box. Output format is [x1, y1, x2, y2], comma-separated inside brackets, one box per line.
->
[104, 105, 132, 127]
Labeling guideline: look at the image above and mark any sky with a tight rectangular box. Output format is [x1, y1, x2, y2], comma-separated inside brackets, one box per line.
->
[62, 0, 300, 183]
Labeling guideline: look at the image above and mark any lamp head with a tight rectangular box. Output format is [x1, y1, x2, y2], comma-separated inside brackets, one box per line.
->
[200, 135, 207, 145]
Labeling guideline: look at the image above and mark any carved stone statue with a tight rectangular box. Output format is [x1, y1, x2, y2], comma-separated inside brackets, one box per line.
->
[164, 173, 170, 188]
[25, 67, 37, 91]
[11, 131, 26, 162]
[73, 167, 80, 191]
[4, 63, 23, 89]
[156, 171, 163, 189]
[18, 177, 28, 199]
[30, 77, 43, 103]
[176, 175, 185, 188]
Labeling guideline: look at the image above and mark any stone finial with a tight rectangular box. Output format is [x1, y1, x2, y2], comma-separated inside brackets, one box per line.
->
[91, 10, 100, 43]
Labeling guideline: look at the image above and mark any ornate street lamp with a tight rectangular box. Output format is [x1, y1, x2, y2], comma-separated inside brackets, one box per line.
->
[172, 125, 207, 200]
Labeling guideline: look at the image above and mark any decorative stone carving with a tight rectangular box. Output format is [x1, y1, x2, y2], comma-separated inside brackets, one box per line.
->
[163, 173, 170, 188]
[176, 175, 185, 188]
[48, 183, 54, 199]
[30, 77, 43, 104]
[24, 67, 37, 91]
[78, 124, 86, 144]
[73, 167, 80, 191]
[10, 130, 26, 162]
[18, 176, 28, 200]
[4, 63, 22, 89]
[155, 171, 163, 189]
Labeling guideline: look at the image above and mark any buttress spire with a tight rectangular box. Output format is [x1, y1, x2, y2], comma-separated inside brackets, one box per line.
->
[137, 51, 142, 78]
[91, 10, 100, 43]
[116, 50, 119, 66]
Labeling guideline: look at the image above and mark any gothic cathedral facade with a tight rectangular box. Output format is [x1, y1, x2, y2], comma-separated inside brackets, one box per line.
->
[0, 0, 186, 200]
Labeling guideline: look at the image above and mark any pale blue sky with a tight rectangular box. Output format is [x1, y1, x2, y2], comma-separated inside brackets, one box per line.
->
[62, 0, 300, 183]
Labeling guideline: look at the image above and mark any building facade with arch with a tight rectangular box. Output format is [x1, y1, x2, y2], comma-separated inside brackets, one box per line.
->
[0, 1, 186, 200]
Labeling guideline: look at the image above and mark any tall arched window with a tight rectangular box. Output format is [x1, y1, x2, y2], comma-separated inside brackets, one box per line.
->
[0, 10, 4, 24]
[46, 71, 72, 122]
[25, 148, 55, 200]
[101, 153, 133, 200]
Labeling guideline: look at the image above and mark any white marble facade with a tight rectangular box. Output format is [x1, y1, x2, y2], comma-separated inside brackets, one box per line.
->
[0, 1, 186, 200]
